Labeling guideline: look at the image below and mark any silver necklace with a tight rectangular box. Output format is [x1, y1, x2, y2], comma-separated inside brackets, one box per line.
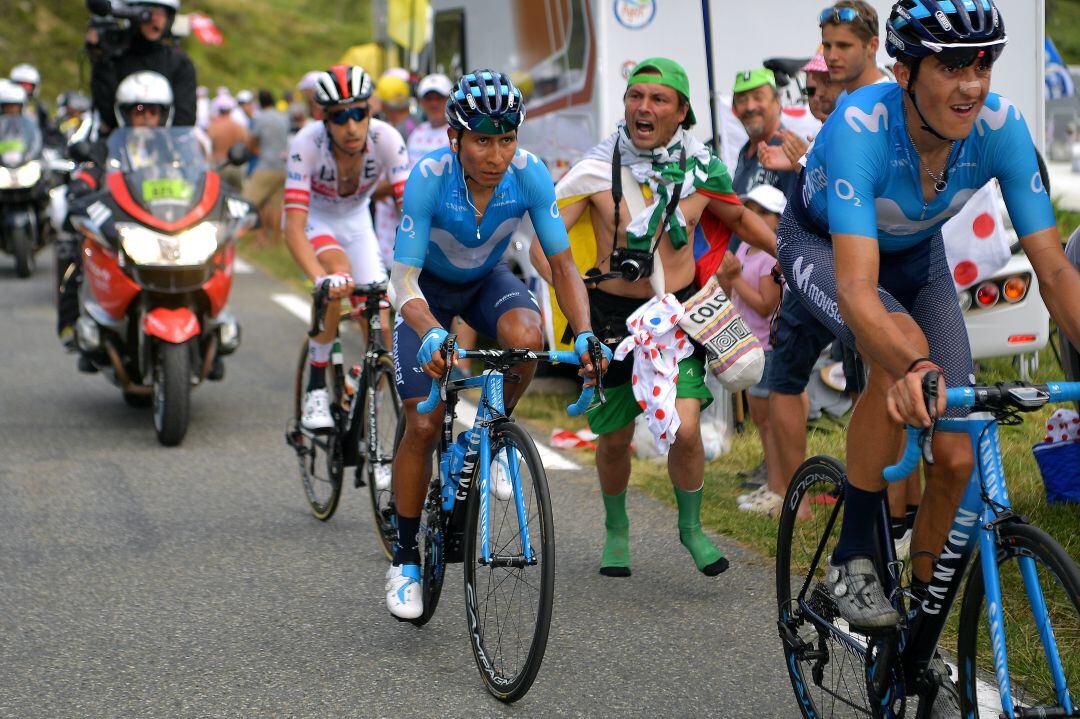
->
[911, 139, 955, 194]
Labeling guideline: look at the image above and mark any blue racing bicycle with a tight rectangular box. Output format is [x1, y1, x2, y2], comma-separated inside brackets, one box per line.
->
[777, 377, 1080, 718]
[400, 333, 603, 702]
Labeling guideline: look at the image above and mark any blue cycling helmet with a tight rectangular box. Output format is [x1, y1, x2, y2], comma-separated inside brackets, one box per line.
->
[445, 70, 525, 134]
[886, 0, 1006, 63]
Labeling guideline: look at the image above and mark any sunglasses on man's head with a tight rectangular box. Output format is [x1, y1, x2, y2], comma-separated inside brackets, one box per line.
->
[327, 106, 370, 125]
[819, 6, 871, 31]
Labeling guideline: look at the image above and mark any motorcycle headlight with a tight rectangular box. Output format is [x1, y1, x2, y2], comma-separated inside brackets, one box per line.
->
[0, 166, 14, 189]
[119, 222, 219, 266]
[14, 160, 41, 187]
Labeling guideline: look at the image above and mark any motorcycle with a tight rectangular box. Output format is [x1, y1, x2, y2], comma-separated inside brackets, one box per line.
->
[0, 113, 54, 277]
[68, 127, 255, 446]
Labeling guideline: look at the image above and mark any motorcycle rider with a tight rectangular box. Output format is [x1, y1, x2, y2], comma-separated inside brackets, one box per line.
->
[9, 64, 57, 143]
[0, 80, 28, 117]
[57, 71, 175, 353]
[87, 0, 196, 133]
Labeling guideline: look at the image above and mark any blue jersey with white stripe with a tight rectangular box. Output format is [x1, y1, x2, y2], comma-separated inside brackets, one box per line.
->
[795, 83, 1054, 252]
[394, 146, 569, 283]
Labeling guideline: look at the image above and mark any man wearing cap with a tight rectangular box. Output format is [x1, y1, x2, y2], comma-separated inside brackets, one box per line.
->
[536, 57, 776, 578]
[406, 73, 453, 165]
[207, 94, 249, 191]
[731, 68, 798, 205]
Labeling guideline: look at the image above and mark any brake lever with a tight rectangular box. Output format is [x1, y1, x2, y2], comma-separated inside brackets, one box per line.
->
[437, 333, 458, 402]
[588, 336, 607, 406]
[918, 370, 940, 466]
[308, 284, 329, 338]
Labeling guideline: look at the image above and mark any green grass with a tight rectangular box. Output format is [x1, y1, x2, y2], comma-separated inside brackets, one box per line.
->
[1048, 0, 1080, 64]
[0, 0, 371, 107]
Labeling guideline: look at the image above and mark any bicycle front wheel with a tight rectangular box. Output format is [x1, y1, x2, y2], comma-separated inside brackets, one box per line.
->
[365, 353, 401, 560]
[776, 455, 898, 718]
[290, 340, 343, 520]
[463, 422, 554, 703]
[957, 522, 1080, 716]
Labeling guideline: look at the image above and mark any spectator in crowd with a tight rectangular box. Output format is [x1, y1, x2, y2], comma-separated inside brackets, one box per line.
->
[821, 0, 887, 91]
[297, 71, 323, 122]
[405, 73, 452, 164]
[375, 71, 418, 139]
[243, 89, 289, 246]
[206, 94, 249, 191]
[236, 89, 256, 123]
[716, 186, 784, 515]
[195, 85, 210, 129]
[731, 68, 798, 201]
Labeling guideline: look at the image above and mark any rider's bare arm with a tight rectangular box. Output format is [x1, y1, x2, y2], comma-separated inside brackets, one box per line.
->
[282, 209, 324, 282]
[531, 196, 589, 285]
[1021, 226, 1080, 349]
[547, 247, 592, 338]
[707, 198, 777, 256]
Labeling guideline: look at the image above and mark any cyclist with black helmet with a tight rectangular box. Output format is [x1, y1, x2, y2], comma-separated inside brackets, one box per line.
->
[283, 64, 410, 431]
[778, 3, 1080, 709]
[385, 69, 608, 620]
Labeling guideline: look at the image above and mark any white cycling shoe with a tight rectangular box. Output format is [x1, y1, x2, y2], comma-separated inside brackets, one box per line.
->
[373, 463, 392, 491]
[385, 563, 423, 620]
[301, 388, 333, 430]
[490, 452, 514, 501]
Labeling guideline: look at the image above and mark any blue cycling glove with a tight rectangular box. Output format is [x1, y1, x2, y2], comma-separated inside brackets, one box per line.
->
[417, 327, 449, 365]
[574, 331, 613, 363]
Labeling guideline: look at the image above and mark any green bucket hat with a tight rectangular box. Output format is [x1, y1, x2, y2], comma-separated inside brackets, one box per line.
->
[627, 57, 696, 126]
[733, 68, 776, 95]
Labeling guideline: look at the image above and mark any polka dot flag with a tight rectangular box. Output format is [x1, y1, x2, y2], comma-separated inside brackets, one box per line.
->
[942, 180, 1012, 291]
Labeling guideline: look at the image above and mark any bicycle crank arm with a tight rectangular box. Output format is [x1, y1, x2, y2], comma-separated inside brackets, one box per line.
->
[480, 554, 537, 568]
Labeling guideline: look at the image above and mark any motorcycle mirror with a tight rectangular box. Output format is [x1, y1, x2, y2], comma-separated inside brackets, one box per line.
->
[226, 142, 251, 167]
[69, 140, 94, 164]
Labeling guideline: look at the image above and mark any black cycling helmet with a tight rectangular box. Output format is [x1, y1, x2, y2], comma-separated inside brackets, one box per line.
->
[445, 70, 525, 135]
[886, 0, 1006, 65]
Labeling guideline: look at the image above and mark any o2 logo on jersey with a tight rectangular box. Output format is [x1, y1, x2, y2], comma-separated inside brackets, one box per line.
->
[400, 213, 415, 238]
[550, 201, 559, 219]
[1031, 171, 1045, 195]
[613, 0, 655, 29]
[834, 178, 861, 206]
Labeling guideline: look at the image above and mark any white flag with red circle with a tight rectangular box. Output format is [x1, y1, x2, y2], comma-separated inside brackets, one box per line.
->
[189, 13, 224, 45]
[941, 179, 1012, 290]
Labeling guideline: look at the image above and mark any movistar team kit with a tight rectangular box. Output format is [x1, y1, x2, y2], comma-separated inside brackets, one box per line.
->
[390, 145, 570, 399]
[779, 82, 1055, 407]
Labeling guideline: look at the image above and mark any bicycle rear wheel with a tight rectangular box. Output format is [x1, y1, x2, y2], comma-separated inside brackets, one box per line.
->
[776, 455, 899, 718]
[289, 340, 343, 520]
[957, 522, 1080, 716]
[463, 421, 554, 703]
[364, 353, 401, 560]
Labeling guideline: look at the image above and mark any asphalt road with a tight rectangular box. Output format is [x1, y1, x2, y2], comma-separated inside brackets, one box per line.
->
[0, 251, 795, 718]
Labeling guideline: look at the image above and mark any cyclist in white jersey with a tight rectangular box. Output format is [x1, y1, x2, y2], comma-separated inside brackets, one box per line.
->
[282, 64, 410, 430]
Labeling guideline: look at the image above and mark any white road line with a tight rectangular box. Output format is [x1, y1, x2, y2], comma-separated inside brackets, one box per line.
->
[272, 291, 581, 471]
[234, 257, 255, 274]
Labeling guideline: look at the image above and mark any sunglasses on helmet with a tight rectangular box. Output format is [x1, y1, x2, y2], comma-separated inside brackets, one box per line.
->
[326, 105, 370, 125]
[466, 112, 522, 135]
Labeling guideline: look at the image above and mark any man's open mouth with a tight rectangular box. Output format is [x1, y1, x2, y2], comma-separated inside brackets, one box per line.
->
[634, 120, 655, 133]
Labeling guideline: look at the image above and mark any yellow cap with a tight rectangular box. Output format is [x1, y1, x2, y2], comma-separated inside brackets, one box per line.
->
[376, 74, 410, 108]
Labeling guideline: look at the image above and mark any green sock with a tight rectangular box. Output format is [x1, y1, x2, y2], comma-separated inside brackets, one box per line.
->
[600, 490, 631, 577]
[674, 485, 729, 576]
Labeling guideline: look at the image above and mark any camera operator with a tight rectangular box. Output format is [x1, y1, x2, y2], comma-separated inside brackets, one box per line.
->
[85, 0, 196, 133]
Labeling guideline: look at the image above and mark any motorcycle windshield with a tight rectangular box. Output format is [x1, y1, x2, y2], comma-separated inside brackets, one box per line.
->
[106, 127, 210, 224]
[0, 114, 42, 167]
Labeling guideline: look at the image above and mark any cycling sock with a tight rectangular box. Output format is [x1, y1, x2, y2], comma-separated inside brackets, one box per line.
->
[906, 504, 919, 530]
[674, 485, 729, 576]
[393, 514, 421, 566]
[307, 339, 331, 391]
[599, 490, 631, 577]
[832, 485, 887, 564]
[890, 515, 908, 540]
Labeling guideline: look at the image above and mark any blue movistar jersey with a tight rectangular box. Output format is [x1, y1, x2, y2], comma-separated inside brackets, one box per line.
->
[394, 146, 570, 282]
[795, 83, 1054, 252]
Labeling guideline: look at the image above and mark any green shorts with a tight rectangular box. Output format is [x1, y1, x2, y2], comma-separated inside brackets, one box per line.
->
[587, 355, 713, 436]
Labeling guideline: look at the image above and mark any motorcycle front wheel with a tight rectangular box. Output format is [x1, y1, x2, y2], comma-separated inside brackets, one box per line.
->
[13, 222, 35, 278]
[153, 339, 192, 446]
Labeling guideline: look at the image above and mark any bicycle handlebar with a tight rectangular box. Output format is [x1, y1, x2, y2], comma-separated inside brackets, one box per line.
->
[416, 342, 601, 417]
[882, 381, 1080, 482]
[307, 284, 330, 338]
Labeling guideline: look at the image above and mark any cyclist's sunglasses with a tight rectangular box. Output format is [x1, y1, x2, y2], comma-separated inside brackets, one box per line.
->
[327, 105, 370, 125]
[929, 40, 1006, 70]
[466, 112, 522, 135]
[818, 6, 871, 30]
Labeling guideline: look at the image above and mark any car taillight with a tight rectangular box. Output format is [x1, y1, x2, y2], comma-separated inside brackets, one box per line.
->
[1002, 275, 1028, 303]
[957, 289, 972, 312]
[975, 281, 999, 308]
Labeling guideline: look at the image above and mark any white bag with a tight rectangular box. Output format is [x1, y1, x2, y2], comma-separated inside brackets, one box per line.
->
[678, 276, 766, 392]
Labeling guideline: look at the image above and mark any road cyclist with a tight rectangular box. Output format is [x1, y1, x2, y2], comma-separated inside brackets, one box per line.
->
[386, 69, 609, 621]
[772, 0, 1080, 715]
[281, 64, 410, 432]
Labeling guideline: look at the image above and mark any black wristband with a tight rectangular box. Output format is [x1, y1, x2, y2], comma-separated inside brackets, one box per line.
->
[906, 357, 935, 374]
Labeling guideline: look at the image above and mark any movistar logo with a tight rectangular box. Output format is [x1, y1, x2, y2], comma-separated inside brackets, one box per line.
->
[418, 154, 454, 177]
[975, 97, 1020, 135]
[792, 256, 813, 293]
[843, 102, 889, 133]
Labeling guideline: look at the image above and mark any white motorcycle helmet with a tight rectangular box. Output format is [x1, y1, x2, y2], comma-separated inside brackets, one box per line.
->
[9, 64, 40, 95]
[115, 71, 174, 127]
[0, 79, 28, 107]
